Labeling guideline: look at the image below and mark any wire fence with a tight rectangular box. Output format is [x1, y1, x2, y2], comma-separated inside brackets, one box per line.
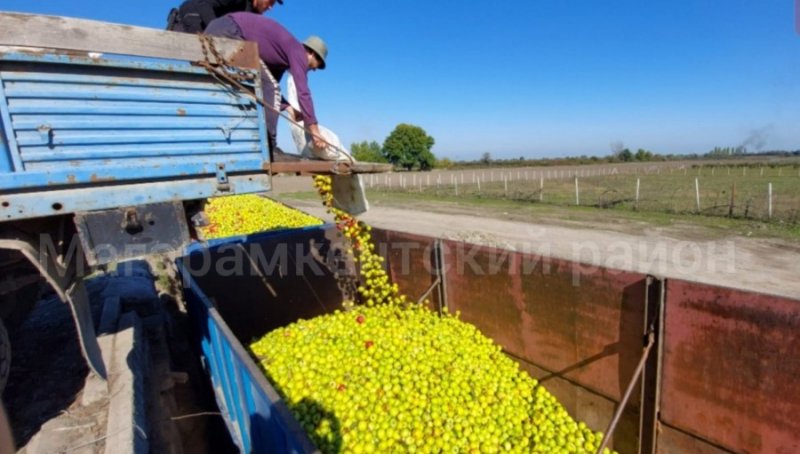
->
[361, 164, 800, 224]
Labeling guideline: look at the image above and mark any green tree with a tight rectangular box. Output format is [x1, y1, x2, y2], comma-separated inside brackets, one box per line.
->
[382, 124, 436, 171]
[350, 140, 387, 162]
[435, 158, 454, 169]
[634, 148, 653, 161]
[618, 148, 634, 162]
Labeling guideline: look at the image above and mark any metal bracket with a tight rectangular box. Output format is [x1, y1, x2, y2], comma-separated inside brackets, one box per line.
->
[216, 163, 231, 192]
[0, 232, 107, 382]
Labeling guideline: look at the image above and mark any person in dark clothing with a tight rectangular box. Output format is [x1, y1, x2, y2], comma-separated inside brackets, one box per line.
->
[166, 0, 282, 34]
[205, 13, 328, 157]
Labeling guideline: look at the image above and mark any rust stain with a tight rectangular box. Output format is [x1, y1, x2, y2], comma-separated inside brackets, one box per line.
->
[177, 108, 187, 116]
[89, 174, 115, 183]
[67, 175, 76, 184]
[660, 279, 800, 453]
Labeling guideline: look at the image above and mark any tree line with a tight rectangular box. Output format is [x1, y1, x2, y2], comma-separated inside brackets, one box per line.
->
[352, 126, 798, 171]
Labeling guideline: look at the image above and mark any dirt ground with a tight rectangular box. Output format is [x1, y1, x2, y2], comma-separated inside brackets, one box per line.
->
[272, 176, 800, 300]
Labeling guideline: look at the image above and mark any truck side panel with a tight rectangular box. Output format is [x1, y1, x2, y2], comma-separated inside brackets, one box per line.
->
[0, 50, 266, 186]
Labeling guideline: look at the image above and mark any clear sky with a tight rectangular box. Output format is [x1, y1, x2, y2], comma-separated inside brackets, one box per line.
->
[2, 1, 799, 160]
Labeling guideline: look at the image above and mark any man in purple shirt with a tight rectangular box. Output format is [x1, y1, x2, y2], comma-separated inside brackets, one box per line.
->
[205, 13, 327, 158]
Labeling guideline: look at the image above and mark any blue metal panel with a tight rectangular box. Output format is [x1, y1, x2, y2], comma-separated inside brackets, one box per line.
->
[177, 253, 317, 454]
[10, 115, 258, 130]
[1, 158, 265, 190]
[0, 48, 269, 194]
[0, 50, 220, 77]
[16, 129, 259, 148]
[6, 99, 252, 116]
[0, 71, 22, 171]
[0, 174, 270, 221]
[0, 98, 10, 173]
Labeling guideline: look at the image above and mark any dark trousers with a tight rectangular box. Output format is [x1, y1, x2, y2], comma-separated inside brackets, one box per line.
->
[204, 16, 281, 155]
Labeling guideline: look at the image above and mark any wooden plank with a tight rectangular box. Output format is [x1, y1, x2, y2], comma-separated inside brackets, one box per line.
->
[270, 161, 393, 175]
[0, 12, 259, 69]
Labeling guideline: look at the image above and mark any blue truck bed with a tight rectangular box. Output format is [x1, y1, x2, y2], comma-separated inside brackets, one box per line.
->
[0, 12, 270, 221]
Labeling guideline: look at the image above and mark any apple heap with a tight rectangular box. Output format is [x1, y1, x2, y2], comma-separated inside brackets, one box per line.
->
[246, 176, 618, 453]
[199, 194, 323, 239]
[251, 304, 615, 453]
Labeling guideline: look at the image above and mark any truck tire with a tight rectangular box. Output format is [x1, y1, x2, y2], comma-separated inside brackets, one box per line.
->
[0, 317, 9, 394]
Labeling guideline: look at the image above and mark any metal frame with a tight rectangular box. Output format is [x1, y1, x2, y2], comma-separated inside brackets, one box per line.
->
[0, 231, 106, 381]
[1, 174, 270, 222]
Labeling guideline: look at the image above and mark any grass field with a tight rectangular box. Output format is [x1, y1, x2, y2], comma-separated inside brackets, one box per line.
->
[364, 164, 800, 225]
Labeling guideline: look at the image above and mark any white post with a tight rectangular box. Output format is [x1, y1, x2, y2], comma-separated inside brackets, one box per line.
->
[768, 183, 773, 220]
[711, 167, 715, 177]
[477, 177, 481, 193]
[461, 173, 464, 184]
[575, 176, 580, 205]
[760, 167, 764, 177]
[743, 167, 746, 176]
[695, 177, 701, 213]
[539, 177, 544, 201]
[635, 178, 640, 211]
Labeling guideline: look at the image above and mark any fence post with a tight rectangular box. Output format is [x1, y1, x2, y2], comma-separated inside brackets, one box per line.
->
[695, 177, 701, 213]
[575, 176, 580, 206]
[477, 177, 481, 194]
[760, 167, 764, 177]
[768, 182, 773, 220]
[635, 178, 640, 211]
[539, 177, 544, 202]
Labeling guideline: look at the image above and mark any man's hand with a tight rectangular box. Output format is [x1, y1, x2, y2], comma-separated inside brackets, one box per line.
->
[308, 124, 327, 151]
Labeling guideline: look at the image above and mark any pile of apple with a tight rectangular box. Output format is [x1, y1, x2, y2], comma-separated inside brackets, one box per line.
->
[198, 194, 322, 239]
[248, 176, 615, 453]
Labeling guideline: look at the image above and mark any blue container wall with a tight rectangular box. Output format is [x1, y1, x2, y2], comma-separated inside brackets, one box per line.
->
[0, 51, 268, 190]
[177, 225, 346, 453]
[0, 119, 10, 173]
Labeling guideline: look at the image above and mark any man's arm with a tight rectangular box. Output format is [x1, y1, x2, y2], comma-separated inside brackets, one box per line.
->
[287, 50, 326, 150]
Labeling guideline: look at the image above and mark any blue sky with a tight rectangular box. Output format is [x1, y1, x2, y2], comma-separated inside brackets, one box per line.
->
[2, 1, 798, 160]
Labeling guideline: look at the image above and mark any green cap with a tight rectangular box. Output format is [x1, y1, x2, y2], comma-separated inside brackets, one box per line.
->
[303, 35, 328, 70]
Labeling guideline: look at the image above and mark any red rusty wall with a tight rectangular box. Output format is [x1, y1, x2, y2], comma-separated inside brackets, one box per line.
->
[660, 279, 800, 454]
[372, 229, 439, 310]
[439, 240, 649, 403]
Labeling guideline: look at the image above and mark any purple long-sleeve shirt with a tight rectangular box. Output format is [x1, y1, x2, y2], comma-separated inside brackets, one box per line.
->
[229, 13, 318, 126]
